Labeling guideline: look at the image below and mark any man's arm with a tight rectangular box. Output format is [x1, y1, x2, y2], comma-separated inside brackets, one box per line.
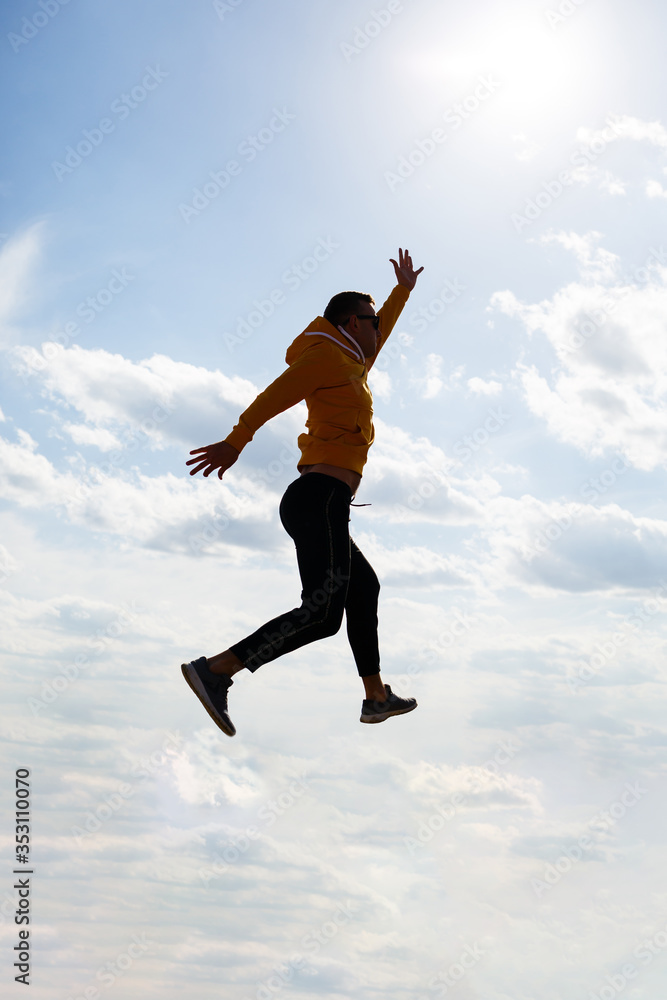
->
[369, 247, 424, 367]
[187, 345, 335, 479]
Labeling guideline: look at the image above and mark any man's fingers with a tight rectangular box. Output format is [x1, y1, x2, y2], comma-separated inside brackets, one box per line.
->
[189, 459, 213, 475]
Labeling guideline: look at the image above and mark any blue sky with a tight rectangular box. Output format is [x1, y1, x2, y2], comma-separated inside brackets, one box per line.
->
[2, 0, 667, 998]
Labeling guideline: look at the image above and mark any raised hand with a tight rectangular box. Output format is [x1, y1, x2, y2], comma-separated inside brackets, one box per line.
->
[389, 247, 424, 290]
[187, 440, 239, 479]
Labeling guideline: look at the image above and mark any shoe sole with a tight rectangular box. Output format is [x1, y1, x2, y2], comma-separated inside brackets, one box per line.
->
[181, 662, 236, 737]
[360, 702, 418, 724]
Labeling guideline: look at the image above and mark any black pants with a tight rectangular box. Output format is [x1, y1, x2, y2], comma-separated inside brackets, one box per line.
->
[229, 472, 381, 677]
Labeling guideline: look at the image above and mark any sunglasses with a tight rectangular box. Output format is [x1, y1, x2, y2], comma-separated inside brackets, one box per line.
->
[351, 314, 380, 330]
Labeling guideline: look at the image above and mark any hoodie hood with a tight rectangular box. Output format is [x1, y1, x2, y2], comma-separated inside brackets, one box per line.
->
[285, 316, 365, 366]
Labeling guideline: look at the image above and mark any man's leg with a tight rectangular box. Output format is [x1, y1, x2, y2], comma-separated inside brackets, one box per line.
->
[345, 539, 385, 699]
[206, 474, 353, 674]
[345, 537, 418, 723]
[182, 474, 352, 735]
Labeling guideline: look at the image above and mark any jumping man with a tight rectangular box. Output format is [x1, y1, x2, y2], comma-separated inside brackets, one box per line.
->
[182, 247, 424, 736]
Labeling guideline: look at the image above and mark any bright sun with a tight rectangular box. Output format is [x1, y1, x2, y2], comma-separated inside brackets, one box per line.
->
[409, 14, 596, 124]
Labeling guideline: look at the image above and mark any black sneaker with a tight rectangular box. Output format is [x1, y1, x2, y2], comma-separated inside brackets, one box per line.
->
[360, 684, 417, 724]
[181, 656, 236, 737]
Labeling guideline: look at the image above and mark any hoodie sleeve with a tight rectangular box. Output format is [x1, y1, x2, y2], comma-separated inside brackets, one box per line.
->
[224, 343, 336, 453]
[367, 284, 411, 371]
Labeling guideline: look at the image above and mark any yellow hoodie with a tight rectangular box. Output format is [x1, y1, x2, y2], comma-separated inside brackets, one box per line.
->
[224, 284, 410, 476]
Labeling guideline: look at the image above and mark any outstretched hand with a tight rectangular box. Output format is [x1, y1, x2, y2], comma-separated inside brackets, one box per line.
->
[390, 247, 424, 290]
[187, 440, 239, 479]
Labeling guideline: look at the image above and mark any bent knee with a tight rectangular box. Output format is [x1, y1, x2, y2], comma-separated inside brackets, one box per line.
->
[297, 599, 344, 638]
[314, 603, 345, 638]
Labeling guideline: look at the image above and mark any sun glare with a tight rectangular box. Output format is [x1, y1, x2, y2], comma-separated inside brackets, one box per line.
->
[408, 15, 595, 125]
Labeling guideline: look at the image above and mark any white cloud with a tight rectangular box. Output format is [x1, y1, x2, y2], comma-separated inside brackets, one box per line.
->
[0, 543, 17, 581]
[582, 115, 667, 150]
[492, 233, 667, 469]
[597, 171, 627, 195]
[569, 114, 667, 197]
[368, 367, 392, 402]
[482, 494, 667, 593]
[538, 230, 619, 282]
[410, 352, 444, 399]
[170, 731, 264, 806]
[362, 421, 489, 525]
[0, 222, 44, 345]
[467, 376, 502, 396]
[12, 344, 262, 450]
[646, 178, 667, 199]
[354, 531, 474, 588]
[0, 425, 281, 552]
[0, 427, 80, 508]
[63, 422, 123, 451]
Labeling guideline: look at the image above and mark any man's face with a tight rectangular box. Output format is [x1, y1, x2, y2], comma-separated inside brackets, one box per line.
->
[347, 306, 379, 359]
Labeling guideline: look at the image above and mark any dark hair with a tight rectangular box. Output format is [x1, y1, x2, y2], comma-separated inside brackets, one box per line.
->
[323, 291, 375, 328]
